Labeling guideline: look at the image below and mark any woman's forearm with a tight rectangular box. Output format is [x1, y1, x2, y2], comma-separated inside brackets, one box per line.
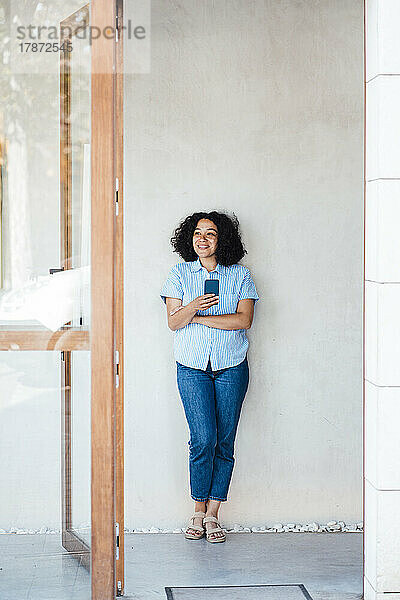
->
[192, 313, 251, 330]
[168, 304, 197, 331]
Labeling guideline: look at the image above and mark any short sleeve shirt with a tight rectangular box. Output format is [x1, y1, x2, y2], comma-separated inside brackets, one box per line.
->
[160, 258, 259, 370]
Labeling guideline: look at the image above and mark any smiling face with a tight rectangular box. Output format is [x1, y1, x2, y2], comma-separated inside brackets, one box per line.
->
[192, 218, 218, 259]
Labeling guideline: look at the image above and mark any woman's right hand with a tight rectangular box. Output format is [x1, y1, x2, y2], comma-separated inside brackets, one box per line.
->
[165, 294, 219, 331]
[189, 293, 219, 312]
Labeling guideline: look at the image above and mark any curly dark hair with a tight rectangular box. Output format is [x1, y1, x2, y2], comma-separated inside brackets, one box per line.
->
[170, 211, 246, 266]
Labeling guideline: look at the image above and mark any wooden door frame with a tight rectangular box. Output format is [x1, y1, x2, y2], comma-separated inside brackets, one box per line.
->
[60, 0, 123, 597]
[115, 0, 125, 594]
[90, 0, 117, 597]
[59, 1, 124, 597]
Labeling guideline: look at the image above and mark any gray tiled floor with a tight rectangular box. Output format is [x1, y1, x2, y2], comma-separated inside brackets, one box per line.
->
[0, 532, 363, 600]
[123, 533, 363, 600]
[0, 534, 89, 600]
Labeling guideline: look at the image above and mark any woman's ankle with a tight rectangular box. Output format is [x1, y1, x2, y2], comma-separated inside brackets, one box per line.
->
[194, 501, 206, 513]
[205, 499, 221, 516]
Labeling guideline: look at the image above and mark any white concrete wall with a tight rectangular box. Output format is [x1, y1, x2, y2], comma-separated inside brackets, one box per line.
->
[365, 1, 400, 597]
[124, 0, 364, 529]
[0, 0, 364, 532]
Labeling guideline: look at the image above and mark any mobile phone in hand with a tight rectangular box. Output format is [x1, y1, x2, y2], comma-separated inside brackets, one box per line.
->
[204, 279, 219, 296]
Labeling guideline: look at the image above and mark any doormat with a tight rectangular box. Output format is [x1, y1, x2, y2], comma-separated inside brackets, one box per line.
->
[165, 584, 313, 600]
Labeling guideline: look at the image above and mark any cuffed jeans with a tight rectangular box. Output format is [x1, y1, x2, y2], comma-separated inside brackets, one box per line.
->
[176, 356, 249, 502]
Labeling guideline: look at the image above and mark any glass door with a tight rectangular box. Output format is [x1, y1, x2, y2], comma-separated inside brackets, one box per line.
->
[59, 5, 91, 568]
[0, 1, 118, 598]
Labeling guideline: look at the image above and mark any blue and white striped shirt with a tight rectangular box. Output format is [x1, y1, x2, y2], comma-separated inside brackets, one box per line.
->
[161, 258, 259, 371]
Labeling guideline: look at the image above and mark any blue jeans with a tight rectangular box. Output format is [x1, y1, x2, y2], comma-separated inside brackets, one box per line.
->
[176, 356, 249, 502]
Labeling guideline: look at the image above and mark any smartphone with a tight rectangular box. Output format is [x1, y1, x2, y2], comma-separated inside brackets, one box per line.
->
[204, 279, 219, 296]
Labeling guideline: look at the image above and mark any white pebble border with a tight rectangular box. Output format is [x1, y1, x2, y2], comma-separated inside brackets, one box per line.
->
[0, 521, 363, 535]
[128, 521, 363, 534]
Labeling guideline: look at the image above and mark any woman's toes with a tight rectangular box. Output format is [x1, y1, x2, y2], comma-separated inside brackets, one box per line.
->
[211, 531, 222, 538]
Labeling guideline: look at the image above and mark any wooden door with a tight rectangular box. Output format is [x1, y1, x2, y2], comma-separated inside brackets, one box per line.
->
[0, 0, 121, 598]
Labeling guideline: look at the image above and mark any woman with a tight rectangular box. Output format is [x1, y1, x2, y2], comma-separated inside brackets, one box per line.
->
[160, 211, 259, 543]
